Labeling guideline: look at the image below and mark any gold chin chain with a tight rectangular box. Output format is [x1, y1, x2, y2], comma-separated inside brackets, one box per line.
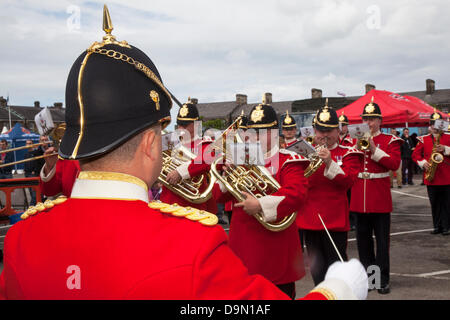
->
[87, 47, 172, 107]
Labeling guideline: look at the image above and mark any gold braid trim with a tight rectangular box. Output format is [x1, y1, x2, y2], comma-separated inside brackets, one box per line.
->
[78, 171, 148, 192]
[309, 288, 337, 300]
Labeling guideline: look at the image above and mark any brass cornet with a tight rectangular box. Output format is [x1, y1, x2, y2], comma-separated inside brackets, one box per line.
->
[304, 137, 328, 178]
[356, 132, 371, 151]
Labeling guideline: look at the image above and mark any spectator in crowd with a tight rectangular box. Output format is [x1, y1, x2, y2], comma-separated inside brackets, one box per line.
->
[410, 133, 420, 174]
[0, 139, 14, 179]
[400, 128, 415, 185]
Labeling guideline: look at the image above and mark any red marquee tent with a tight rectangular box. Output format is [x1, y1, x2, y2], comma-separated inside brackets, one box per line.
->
[339, 89, 447, 127]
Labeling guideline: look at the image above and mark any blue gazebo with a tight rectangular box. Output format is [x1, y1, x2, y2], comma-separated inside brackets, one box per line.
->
[0, 123, 41, 171]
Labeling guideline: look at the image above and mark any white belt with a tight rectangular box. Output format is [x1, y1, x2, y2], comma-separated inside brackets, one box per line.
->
[358, 172, 390, 179]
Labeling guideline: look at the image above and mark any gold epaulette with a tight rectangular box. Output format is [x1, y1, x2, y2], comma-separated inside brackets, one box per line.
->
[20, 196, 68, 220]
[148, 201, 218, 226]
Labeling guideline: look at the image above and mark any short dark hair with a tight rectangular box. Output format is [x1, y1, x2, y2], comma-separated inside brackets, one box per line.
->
[403, 128, 409, 132]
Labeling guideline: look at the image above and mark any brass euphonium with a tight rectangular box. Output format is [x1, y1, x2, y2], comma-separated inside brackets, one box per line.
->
[158, 136, 216, 204]
[210, 116, 297, 232]
[425, 130, 444, 182]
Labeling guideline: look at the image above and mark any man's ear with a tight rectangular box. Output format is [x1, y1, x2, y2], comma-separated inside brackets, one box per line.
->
[141, 129, 158, 161]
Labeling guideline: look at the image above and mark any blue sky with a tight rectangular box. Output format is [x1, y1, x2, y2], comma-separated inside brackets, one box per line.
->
[1, 0, 450, 130]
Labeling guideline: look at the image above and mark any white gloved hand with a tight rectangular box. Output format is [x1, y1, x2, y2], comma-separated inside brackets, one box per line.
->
[325, 258, 369, 300]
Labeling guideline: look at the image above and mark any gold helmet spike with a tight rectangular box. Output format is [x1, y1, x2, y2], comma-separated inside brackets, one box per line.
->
[103, 4, 113, 34]
[89, 5, 130, 50]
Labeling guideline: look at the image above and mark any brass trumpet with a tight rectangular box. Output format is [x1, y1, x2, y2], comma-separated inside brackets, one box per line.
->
[0, 123, 66, 169]
[210, 116, 297, 232]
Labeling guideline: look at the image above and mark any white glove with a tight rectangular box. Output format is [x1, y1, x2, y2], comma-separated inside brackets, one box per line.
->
[324, 259, 369, 300]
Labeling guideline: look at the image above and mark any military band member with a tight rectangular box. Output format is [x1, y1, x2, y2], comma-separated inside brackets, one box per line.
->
[0, 7, 368, 300]
[297, 103, 363, 285]
[412, 111, 450, 235]
[281, 110, 299, 148]
[213, 102, 310, 299]
[350, 98, 403, 294]
[39, 155, 80, 197]
[338, 111, 357, 230]
[161, 99, 217, 214]
[338, 112, 356, 147]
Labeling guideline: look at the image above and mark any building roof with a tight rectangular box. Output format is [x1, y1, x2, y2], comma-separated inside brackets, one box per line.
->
[0, 106, 65, 122]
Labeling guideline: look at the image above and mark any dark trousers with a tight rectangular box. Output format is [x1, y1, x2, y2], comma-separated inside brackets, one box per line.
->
[401, 158, 414, 184]
[276, 282, 296, 299]
[347, 189, 356, 229]
[354, 212, 390, 287]
[25, 172, 37, 206]
[303, 230, 348, 286]
[427, 185, 450, 231]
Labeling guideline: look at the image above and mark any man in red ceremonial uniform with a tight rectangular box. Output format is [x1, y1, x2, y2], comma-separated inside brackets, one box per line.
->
[297, 102, 363, 286]
[281, 110, 299, 148]
[160, 98, 217, 214]
[412, 111, 450, 235]
[213, 102, 310, 299]
[0, 7, 368, 301]
[338, 111, 357, 230]
[338, 112, 356, 147]
[350, 98, 403, 294]
[39, 155, 80, 197]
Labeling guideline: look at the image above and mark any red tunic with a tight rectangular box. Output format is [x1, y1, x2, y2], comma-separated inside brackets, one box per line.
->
[297, 145, 363, 231]
[412, 133, 450, 186]
[214, 150, 309, 285]
[39, 159, 80, 197]
[350, 133, 403, 213]
[0, 174, 334, 300]
[160, 139, 217, 213]
[339, 134, 356, 147]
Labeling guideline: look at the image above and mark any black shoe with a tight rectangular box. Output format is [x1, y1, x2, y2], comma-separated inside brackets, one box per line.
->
[430, 229, 442, 235]
[378, 284, 390, 294]
[408, 182, 414, 185]
[442, 229, 450, 236]
[398, 185, 402, 189]
[218, 218, 228, 225]
[421, 182, 425, 186]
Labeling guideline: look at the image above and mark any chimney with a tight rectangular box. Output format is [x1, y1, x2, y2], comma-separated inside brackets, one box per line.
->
[190, 98, 198, 105]
[53, 102, 63, 109]
[365, 84, 376, 93]
[311, 88, 322, 99]
[236, 94, 247, 105]
[0, 97, 6, 107]
[34, 101, 40, 108]
[262, 92, 272, 105]
[426, 79, 435, 95]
